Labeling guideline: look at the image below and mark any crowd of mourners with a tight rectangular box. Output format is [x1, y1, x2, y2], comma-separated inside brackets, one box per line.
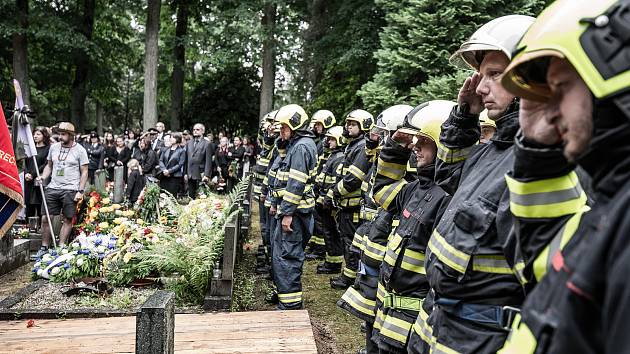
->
[251, 1, 630, 353]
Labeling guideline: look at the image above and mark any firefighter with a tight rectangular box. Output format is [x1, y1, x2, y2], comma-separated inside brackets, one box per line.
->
[337, 105, 413, 354]
[306, 110, 337, 260]
[269, 104, 318, 310]
[420, 15, 535, 353]
[255, 111, 278, 274]
[366, 101, 453, 354]
[329, 109, 374, 290]
[316, 126, 347, 275]
[495, 0, 630, 352]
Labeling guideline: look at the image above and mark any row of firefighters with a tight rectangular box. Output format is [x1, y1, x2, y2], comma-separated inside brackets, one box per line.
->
[252, 1, 630, 353]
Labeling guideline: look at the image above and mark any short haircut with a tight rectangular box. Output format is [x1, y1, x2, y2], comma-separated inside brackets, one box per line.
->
[171, 132, 183, 144]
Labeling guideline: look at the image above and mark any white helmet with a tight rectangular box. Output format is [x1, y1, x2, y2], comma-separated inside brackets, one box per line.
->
[374, 105, 414, 132]
[449, 15, 535, 71]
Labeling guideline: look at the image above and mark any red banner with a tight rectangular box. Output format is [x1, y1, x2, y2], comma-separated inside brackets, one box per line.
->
[0, 103, 23, 237]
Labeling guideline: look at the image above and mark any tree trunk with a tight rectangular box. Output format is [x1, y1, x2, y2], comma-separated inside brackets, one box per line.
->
[304, 0, 328, 94]
[259, 2, 276, 121]
[95, 100, 103, 137]
[12, 0, 30, 107]
[143, 0, 161, 131]
[70, 0, 96, 133]
[170, 0, 189, 131]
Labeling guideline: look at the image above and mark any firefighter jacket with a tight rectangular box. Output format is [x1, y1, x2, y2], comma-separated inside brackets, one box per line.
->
[271, 134, 317, 216]
[500, 105, 630, 354]
[422, 105, 522, 354]
[253, 134, 275, 195]
[331, 136, 370, 210]
[318, 149, 345, 207]
[262, 139, 286, 209]
[426, 106, 523, 305]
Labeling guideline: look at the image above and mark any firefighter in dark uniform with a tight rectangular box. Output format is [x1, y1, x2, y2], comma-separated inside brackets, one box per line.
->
[306, 110, 337, 260]
[336, 105, 412, 354]
[419, 15, 536, 354]
[254, 112, 278, 274]
[330, 109, 374, 290]
[366, 101, 453, 354]
[496, 0, 630, 352]
[269, 104, 318, 310]
[316, 126, 347, 275]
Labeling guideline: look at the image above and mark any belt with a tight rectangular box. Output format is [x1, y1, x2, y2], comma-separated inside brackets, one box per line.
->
[434, 296, 520, 330]
[382, 293, 423, 312]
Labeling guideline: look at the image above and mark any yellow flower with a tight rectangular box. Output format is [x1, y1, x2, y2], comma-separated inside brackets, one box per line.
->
[123, 252, 133, 263]
[98, 222, 110, 230]
[123, 210, 135, 217]
[100, 207, 112, 213]
[89, 210, 99, 219]
[136, 219, 145, 225]
[113, 217, 126, 225]
[89, 198, 97, 208]
[159, 216, 167, 224]
[102, 197, 111, 205]
[111, 204, 122, 210]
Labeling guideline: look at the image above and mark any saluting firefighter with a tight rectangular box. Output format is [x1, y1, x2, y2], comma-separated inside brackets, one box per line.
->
[254, 111, 278, 275]
[269, 104, 318, 310]
[306, 110, 337, 260]
[421, 15, 536, 354]
[329, 110, 374, 290]
[315, 126, 347, 275]
[337, 104, 412, 354]
[496, 0, 630, 352]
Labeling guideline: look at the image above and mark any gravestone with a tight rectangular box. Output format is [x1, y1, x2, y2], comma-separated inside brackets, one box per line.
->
[113, 166, 125, 204]
[94, 169, 107, 194]
[136, 291, 175, 354]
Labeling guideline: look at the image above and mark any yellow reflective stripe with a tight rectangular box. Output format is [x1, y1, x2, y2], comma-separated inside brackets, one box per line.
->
[472, 255, 513, 275]
[335, 164, 343, 175]
[533, 205, 589, 282]
[513, 261, 528, 286]
[374, 307, 385, 330]
[384, 233, 403, 266]
[340, 286, 376, 317]
[277, 170, 289, 181]
[298, 198, 316, 209]
[377, 159, 407, 180]
[412, 305, 433, 347]
[278, 149, 287, 157]
[361, 180, 370, 193]
[269, 170, 277, 177]
[427, 230, 470, 274]
[436, 141, 474, 164]
[324, 175, 337, 183]
[348, 165, 366, 180]
[283, 191, 302, 204]
[506, 171, 587, 218]
[380, 314, 413, 344]
[262, 176, 269, 185]
[278, 292, 302, 304]
[289, 168, 309, 183]
[340, 196, 362, 207]
[352, 233, 365, 251]
[311, 236, 325, 245]
[377, 282, 387, 303]
[400, 249, 426, 275]
[383, 293, 422, 311]
[343, 267, 357, 279]
[364, 239, 387, 262]
[432, 341, 461, 354]
[392, 219, 399, 227]
[326, 189, 335, 199]
[337, 181, 349, 195]
[253, 185, 262, 194]
[497, 314, 537, 354]
[374, 180, 407, 210]
[326, 254, 343, 263]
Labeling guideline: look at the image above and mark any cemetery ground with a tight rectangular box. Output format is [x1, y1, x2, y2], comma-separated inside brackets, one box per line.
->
[0, 194, 361, 354]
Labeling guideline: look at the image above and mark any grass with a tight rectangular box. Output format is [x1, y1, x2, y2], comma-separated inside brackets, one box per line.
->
[230, 199, 364, 354]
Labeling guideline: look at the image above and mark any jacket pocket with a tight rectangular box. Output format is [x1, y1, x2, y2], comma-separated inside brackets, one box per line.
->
[453, 198, 495, 241]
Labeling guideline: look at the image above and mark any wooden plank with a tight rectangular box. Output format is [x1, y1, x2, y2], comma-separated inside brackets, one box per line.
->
[0, 311, 317, 354]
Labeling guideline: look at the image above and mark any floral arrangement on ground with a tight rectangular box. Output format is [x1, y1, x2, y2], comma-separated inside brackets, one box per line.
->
[31, 181, 242, 304]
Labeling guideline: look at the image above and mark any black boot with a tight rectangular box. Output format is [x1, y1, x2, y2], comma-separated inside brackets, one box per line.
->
[330, 276, 352, 290]
[265, 291, 279, 305]
[316, 262, 341, 274]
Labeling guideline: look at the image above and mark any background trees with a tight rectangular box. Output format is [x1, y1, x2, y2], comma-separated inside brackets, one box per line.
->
[0, 0, 549, 136]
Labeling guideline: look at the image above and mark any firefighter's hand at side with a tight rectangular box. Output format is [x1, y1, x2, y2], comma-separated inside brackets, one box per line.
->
[282, 215, 293, 233]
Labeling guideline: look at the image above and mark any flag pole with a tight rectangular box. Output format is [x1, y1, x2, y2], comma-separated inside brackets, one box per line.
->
[16, 110, 57, 249]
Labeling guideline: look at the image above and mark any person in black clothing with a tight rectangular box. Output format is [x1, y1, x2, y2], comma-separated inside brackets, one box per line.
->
[228, 136, 245, 179]
[184, 123, 215, 198]
[105, 136, 131, 182]
[85, 132, 105, 184]
[23, 126, 51, 218]
[158, 133, 186, 197]
[132, 137, 158, 177]
[215, 137, 230, 192]
[126, 159, 145, 204]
